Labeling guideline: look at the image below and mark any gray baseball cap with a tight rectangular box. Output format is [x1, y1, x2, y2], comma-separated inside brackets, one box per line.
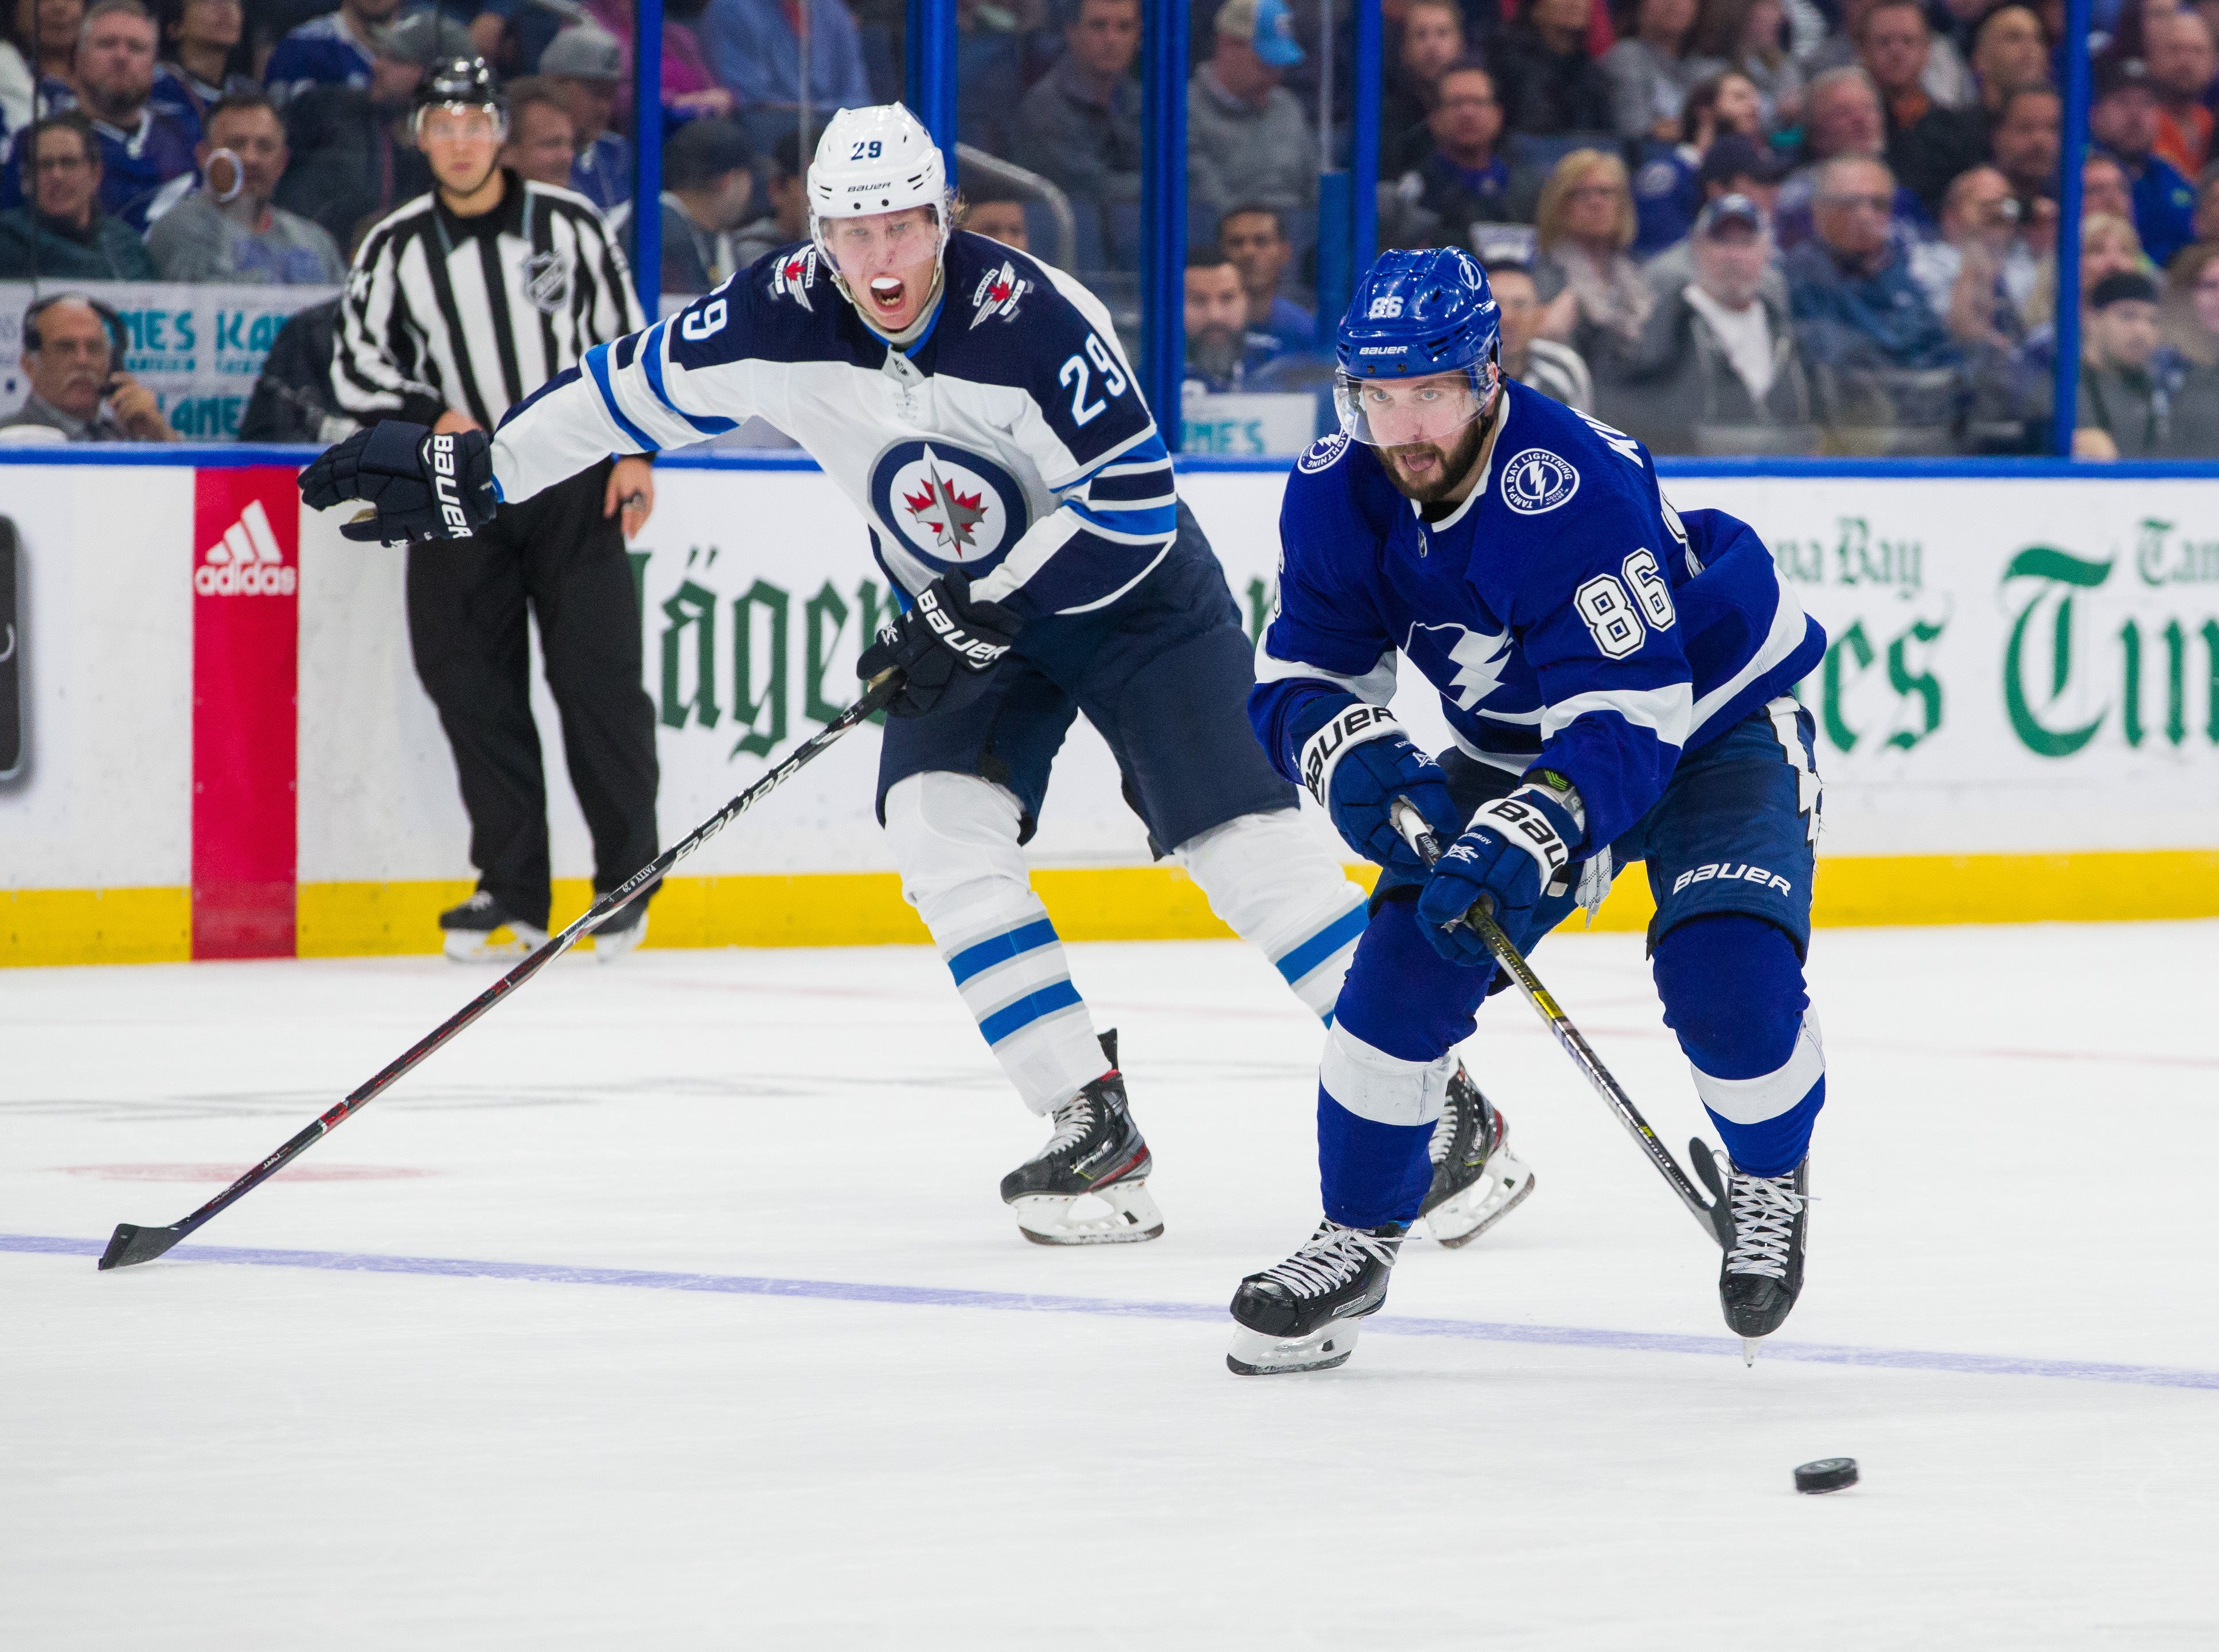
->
[539, 23, 625, 80]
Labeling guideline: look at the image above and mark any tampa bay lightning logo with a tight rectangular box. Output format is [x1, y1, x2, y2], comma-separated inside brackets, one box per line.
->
[1406, 621, 1512, 710]
[1499, 448, 1580, 514]
[868, 440, 1031, 576]
[1297, 433, 1349, 474]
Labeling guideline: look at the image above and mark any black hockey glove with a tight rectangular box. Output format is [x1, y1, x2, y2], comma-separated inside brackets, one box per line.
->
[856, 574, 1022, 719]
[299, 420, 498, 545]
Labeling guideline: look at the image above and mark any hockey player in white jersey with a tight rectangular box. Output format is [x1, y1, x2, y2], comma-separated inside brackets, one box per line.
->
[301, 104, 1534, 1251]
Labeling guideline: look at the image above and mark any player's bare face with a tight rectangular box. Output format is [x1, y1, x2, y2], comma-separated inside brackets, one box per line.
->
[825, 206, 941, 333]
[1358, 373, 1491, 502]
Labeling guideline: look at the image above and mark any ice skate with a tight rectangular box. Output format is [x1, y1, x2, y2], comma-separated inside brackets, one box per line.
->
[1418, 1066, 1535, 1247]
[1695, 1146, 1809, 1348]
[439, 891, 548, 962]
[590, 899, 649, 962]
[1000, 1033, 1163, 1245]
[1227, 1219, 1406, 1374]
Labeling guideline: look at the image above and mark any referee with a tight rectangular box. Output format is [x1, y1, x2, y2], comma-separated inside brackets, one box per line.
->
[334, 57, 660, 962]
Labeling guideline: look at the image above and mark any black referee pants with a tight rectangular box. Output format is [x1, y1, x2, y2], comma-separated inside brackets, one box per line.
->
[405, 459, 659, 931]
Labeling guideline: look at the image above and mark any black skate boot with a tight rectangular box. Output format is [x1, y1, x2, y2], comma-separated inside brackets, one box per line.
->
[1418, 1065, 1536, 1248]
[439, 890, 548, 962]
[1226, 1219, 1407, 1375]
[1695, 1145, 1809, 1353]
[1000, 1032, 1163, 1246]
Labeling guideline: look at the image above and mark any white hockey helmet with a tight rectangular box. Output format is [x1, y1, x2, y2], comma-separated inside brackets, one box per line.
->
[807, 104, 953, 294]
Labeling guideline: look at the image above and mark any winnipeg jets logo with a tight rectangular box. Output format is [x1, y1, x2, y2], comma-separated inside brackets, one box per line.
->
[900, 454, 990, 552]
[969, 260, 1030, 327]
[521, 249, 573, 314]
[1407, 621, 1510, 709]
[868, 440, 1031, 577]
[772, 247, 817, 310]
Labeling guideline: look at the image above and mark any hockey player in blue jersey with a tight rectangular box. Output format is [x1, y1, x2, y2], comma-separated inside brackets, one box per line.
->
[1227, 246, 1831, 1374]
[301, 106, 1535, 1252]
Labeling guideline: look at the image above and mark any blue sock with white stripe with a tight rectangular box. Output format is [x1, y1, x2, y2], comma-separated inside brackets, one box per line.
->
[1654, 915, 1825, 1177]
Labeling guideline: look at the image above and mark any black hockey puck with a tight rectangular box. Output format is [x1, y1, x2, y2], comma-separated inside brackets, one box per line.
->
[1793, 1458, 1858, 1494]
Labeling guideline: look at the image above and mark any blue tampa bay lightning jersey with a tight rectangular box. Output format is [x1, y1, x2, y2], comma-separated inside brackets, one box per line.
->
[488, 231, 1177, 622]
[1253, 386, 1826, 850]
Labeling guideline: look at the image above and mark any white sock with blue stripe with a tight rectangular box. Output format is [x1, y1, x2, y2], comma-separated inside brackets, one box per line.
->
[1179, 809, 1369, 1021]
[884, 772, 1108, 1115]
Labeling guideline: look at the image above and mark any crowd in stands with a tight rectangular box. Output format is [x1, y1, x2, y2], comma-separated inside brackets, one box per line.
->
[1, 0, 2218, 455]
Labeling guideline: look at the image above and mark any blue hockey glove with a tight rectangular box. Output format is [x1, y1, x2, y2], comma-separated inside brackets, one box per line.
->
[299, 420, 497, 545]
[1416, 784, 1585, 967]
[856, 573, 1022, 719]
[1299, 702, 1460, 874]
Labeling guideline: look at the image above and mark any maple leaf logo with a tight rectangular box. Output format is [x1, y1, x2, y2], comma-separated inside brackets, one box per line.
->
[986, 279, 1012, 303]
[783, 257, 806, 282]
[899, 451, 990, 552]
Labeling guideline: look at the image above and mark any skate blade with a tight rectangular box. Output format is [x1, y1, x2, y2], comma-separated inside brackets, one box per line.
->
[1009, 1180, 1165, 1246]
[443, 926, 547, 963]
[1425, 1153, 1536, 1249]
[590, 912, 648, 963]
[1744, 1338, 1760, 1368]
[1226, 1316, 1362, 1376]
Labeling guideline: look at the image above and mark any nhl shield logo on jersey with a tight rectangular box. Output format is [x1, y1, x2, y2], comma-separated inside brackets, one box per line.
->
[1500, 448, 1580, 514]
[1297, 432, 1350, 474]
[969, 261, 1032, 327]
[521, 249, 573, 315]
[869, 440, 1031, 576]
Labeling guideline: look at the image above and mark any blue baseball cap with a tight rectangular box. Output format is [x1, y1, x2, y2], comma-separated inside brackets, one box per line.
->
[1216, 0, 1305, 67]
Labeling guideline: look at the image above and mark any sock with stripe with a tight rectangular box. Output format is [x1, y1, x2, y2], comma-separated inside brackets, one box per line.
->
[1177, 808, 1369, 1021]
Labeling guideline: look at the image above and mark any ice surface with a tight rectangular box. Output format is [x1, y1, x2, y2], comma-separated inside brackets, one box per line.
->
[5, 924, 2217, 1649]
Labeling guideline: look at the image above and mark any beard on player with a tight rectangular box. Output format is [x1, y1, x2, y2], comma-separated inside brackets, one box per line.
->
[1377, 409, 1489, 505]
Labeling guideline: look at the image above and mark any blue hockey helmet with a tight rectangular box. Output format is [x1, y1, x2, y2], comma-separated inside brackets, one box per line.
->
[1332, 247, 1501, 447]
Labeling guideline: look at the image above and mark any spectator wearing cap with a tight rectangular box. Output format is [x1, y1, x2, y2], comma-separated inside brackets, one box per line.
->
[1187, 0, 1314, 223]
[1910, 163, 2038, 347]
[150, 0, 254, 143]
[2091, 54, 2198, 268]
[0, 110, 155, 275]
[1382, 59, 1543, 248]
[1218, 202, 1312, 352]
[8, 0, 196, 229]
[0, 292, 176, 440]
[2146, 10, 2217, 181]
[498, 76, 577, 189]
[269, 7, 435, 245]
[1770, 67, 1923, 249]
[1690, 0, 1803, 131]
[147, 89, 342, 280]
[1600, 0, 1723, 143]
[1642, 131, 1791, 307]
[1989, 84, 2061, 243]
[2072, 268, 2213, 457]
[962, 178, 1031, 253]
[1011, 0, 1143, 209]
[654, 114, 751, 294]
[1857, 0, 1990, 219]
[1486, 0, 1614, 136]
[1785, 153, 1959, 370]
[1491, 259, 1593, 409]
[1609, 192, 1814, 452]
[262, 0, 401, 104]
[538, 24, 630, 214]
[1631, 67, 1764, 256]
[701, 0, 870, 155]
[1378, 0, 1465, 173]
[731, 122, 811, 268]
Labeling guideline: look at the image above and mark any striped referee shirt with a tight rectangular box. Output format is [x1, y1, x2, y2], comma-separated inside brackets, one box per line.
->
[333, 171, 644, 431]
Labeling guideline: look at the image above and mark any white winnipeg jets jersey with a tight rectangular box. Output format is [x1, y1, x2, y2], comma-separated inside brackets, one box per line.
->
[488, 231, 1179, 621]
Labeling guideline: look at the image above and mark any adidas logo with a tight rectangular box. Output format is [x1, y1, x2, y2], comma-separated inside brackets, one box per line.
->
[194, 500, 296, 596]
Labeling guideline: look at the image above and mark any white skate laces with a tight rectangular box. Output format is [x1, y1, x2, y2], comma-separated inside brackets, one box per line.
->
[1257, 1223, 1399, 1300]
[1041, 1092, 1099, 1157]
[1724, 1171, 1808, 1280]
[1427, 1104, 1457, 1166]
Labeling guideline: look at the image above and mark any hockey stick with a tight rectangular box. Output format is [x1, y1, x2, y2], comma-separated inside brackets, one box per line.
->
[1390, 797, 1723, 1248]
[97, 673, 904, 1271]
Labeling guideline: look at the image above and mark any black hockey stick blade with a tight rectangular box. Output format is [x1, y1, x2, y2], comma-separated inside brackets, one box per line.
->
[99, 1223, 188, 1271]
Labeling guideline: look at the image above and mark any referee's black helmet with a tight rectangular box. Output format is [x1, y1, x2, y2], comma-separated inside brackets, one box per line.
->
[413, 56, 508, 123]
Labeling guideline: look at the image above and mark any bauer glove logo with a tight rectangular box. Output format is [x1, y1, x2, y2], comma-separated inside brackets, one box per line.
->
[1299, 703, 1401, 805]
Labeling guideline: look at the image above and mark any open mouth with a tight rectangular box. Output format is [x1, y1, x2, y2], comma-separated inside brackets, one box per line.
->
[868, 276, 906, 315]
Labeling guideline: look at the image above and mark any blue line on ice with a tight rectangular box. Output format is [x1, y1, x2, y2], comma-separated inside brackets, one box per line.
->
[10, 1232, 2216, 1392]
